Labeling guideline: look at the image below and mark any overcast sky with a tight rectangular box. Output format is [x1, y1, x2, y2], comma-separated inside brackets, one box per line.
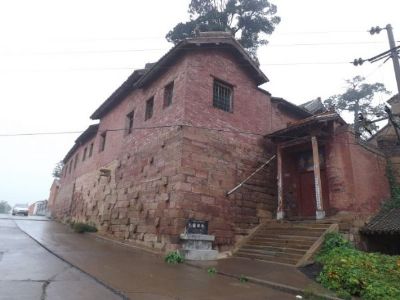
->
[1, 0, 399, 206]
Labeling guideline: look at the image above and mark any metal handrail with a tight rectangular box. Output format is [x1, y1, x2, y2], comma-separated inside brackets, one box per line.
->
[226, 155, 276, 196]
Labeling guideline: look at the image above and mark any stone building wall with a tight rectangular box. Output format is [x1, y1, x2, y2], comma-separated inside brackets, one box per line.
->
[51, 44, 302, 252]
[179, 127, 276, 251]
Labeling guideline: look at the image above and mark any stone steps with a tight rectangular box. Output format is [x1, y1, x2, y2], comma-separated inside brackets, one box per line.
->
[240, 244, 306, 255]
[234, 221, 335, 266]
[235, 251, 299, 265]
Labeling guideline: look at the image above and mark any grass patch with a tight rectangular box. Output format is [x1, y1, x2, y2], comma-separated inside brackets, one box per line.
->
[72, 222, 97, 233]
[164, 251, 184, 264]
[207, 267, 217, 276]
[316, 232, 400, 300]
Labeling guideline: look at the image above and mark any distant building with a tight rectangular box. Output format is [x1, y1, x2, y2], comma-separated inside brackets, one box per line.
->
[29, 200, 48, 216]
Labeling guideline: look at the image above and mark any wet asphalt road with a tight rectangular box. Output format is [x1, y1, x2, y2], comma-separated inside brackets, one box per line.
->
[0, 218, 122, 300]
[0, 215, 295, 300]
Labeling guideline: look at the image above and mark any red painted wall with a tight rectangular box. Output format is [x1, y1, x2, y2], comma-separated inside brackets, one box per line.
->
[326, 125, 389, 214]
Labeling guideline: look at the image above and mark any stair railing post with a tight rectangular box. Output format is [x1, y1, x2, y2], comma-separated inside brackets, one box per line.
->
[277, 146, 284, 220]
[311, 136, 325, 219]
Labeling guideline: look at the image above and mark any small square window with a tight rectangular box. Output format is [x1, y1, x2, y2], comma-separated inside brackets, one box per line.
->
[163, 82, 174, 108]
[99, 132, 107, 152]
[126, 111, 134, 134]
[145, 97, 154, 121]
[213, 80, 233, 112]
[89, 142, 94, 157]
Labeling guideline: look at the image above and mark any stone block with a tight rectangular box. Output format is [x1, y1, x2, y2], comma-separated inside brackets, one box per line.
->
[180, 249, 218, 261]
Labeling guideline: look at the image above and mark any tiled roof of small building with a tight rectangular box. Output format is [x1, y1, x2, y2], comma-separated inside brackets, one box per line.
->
[361, 208, 400, 234]
[299, 97, 327, 114]
[270, 96, 312, 118]
[266, 111, 343, 138]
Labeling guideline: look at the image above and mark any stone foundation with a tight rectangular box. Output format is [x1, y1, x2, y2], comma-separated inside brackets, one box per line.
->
[53, 126, 277, 253]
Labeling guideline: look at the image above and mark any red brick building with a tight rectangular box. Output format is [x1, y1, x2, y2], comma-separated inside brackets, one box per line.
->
[51, 32, 390, 253]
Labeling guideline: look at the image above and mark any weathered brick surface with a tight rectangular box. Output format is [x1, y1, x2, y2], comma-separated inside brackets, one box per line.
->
[52, 46, 298, 252]
[326, 126, 389, 214]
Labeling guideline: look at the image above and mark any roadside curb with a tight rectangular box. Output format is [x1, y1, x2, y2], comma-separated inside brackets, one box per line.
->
[1, 216, 52, 221]
[14, 221, 130, 300]
[184, 261, 342, 300]
[88, 232, 162, 256]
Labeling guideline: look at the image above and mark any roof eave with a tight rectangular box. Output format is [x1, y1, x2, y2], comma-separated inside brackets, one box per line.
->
[136, 37, 269, 88]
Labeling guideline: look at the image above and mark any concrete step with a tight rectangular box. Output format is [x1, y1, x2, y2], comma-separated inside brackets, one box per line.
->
[250, 235, 316, 244]
[265, 223, 332, 230]
[234, 221, 335, 266]
[259, 226, 327, 233]
[237, 248, 304, 259]
[248, 239, 314, 250]
[235, 251, 299, 265]
[240, 245, 306, 255]
[255, 230, 324, 238]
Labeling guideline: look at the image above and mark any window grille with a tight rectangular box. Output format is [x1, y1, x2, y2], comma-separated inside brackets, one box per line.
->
[145, 97, 154, 120]
[213, 80, 232, 112]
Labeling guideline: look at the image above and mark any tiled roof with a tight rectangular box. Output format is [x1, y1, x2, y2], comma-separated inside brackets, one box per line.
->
[91, 32, 268, 120]
[270, 97, 312, 118]
[299, 98, 327, 114]
[361, 208, 400, 234]
[266, 111, 343, 138]
[63, 124, 99, 163]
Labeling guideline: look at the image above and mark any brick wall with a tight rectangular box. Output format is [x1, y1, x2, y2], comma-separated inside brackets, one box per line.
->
[52, 46, 299, 252]
[326, 125, 389, 215]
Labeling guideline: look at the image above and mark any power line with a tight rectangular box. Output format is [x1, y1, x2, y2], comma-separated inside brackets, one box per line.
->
[0, 41, 387, 57]
[0, 29, 368, 44]
[0, 124, 266, 138]
[0, 60, 350, 73]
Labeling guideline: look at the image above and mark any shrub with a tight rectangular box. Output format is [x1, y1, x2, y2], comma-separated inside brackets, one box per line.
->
[316, 233, 400, 300]
[207, 267, 217, 276]
[164, 251, 184, 264]
[382, 160, 400, 212]
[239, 275, 248, 283]
[72, 222, 97, 233]
[317, 232, 351, 258]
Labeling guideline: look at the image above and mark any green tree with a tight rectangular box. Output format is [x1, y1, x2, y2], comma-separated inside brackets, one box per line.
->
[166, 0, 281, 60]
[324, 76, 389, 138]
[52, 161, 64, 179]
[0, 200, 11, 214]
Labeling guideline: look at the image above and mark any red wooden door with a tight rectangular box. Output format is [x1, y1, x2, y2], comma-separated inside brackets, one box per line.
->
[299, 172, 316, 217]
[298, 170, 328, 218]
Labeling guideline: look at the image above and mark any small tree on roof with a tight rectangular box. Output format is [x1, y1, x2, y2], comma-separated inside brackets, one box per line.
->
[52, 161, 64, 179]
[166, 0, 281, 60]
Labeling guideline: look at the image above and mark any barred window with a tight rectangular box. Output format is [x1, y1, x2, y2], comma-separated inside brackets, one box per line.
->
[163, 82, 174, 108]
[145, 97, 154, 121]
[213, 80, 233, 112]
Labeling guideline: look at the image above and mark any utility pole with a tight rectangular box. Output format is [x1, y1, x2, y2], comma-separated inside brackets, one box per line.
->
[369, 24, 400, 96]
[386, 24, 400, 96]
